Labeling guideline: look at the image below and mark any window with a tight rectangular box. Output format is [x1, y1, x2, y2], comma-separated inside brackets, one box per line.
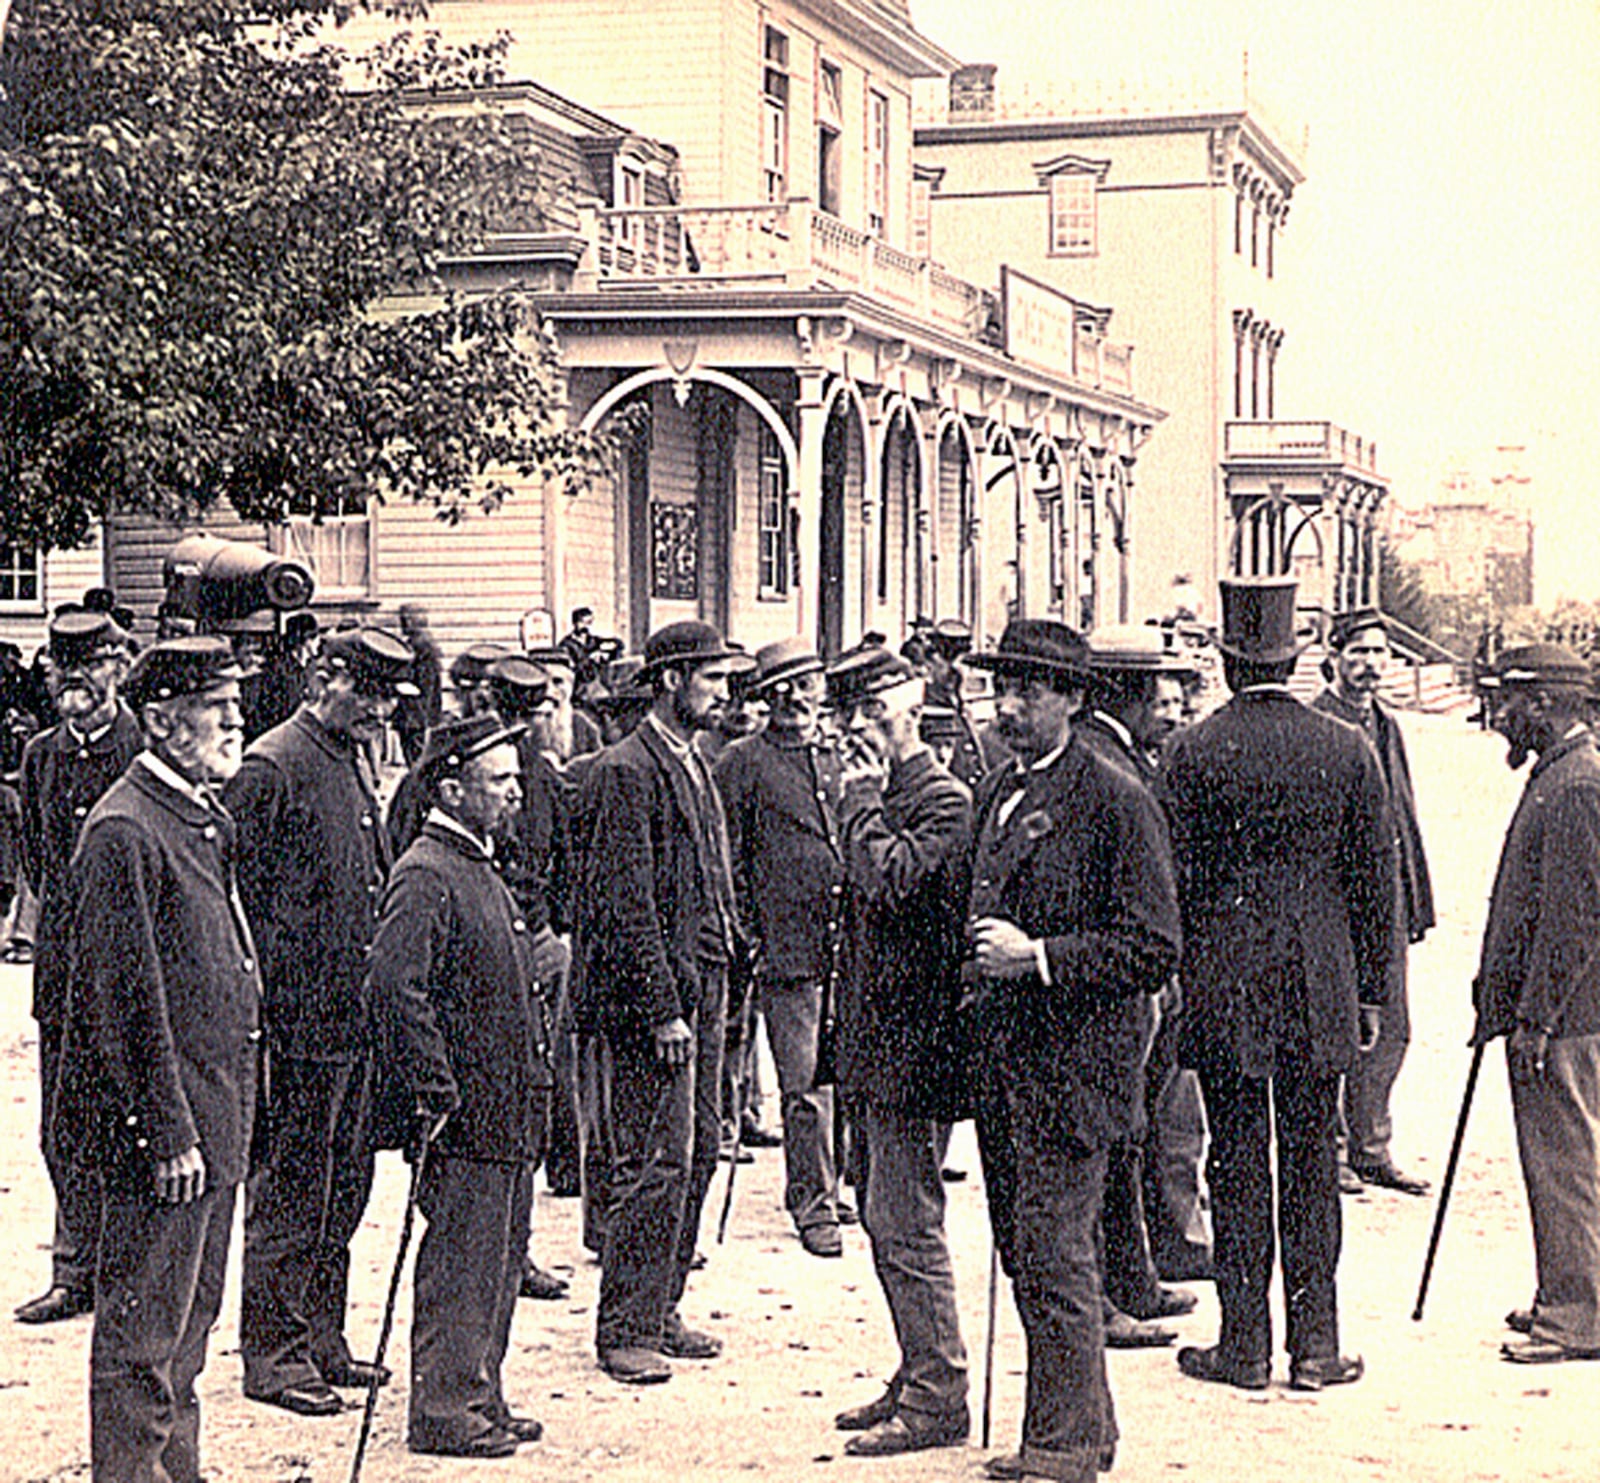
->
[757, 423, 789, 599]
[817, 60, 842, 216]
[1048, 173, 1097, 256]
[762, 26, 789, 203]
[0, 542, 40, 606]
[615, 159, 644, 244]
[911, 175, 932, 257]
[270, 499, 373, 600]
[867, 91, 889, 236]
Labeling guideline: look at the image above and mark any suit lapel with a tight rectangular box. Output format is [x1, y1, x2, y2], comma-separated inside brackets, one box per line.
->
[982, 741, 1086, 893]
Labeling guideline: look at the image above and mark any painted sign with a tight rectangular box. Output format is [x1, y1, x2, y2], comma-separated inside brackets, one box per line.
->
[1001, 265, 1078, 379]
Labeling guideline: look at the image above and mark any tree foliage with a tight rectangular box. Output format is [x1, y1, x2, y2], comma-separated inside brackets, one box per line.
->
[0, 0, 615, 551]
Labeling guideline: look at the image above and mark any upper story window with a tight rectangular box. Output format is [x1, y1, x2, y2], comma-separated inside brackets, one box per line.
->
[1048, 173, 1097, 256]
[0, 542, 41, 607]
[867, 90, 889, 236]
[615, 158, 645, 243]
[269, 497, 374, 601]
[817, 60, 842, 216]
[762, 26, 789, 204]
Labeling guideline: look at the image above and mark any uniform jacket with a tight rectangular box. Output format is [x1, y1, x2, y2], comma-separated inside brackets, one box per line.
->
[1475, 730, 1600, 1044]
[370, 815, 552, 1163]
[964, 734, 1181, 1150]
[19, 704, 142, 1022]
[224, 707, 391, 1060]
[837, 750, 972, 1118]
[574, 719, 738, 1031]
[53, 758, 261, 1185]
[497, 734, 572, 937]
[714, 729, 847, 985]
[1160, 688, 1397, 1078]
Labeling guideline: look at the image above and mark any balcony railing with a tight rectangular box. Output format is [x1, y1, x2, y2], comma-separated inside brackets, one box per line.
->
[1225, 421, 1380, 474]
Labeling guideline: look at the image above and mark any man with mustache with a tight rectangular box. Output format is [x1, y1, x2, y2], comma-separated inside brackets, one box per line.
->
[15, 609, 141, 1326]
[227, 627, 419, 1417]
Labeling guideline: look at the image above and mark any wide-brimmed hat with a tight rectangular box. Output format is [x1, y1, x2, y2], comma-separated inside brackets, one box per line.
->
[48, 610, 132, 669]
[1327, 607, 1389, 652]
[323, 627, 420, 697]
[417, 712, 527, 782]
[123, 636, 243, 710]
[965, 619, 1090, 682]
[638, 621, 750, 681]
[747, 636, 823, 697]
[1088, 623, 1196, 675]
[1216, 578, 1312, 665]
[826, 646, 923, 709]
[1480, 643, 1595, 692]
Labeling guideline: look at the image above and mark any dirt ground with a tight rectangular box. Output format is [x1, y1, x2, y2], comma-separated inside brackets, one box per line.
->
[3, 710, 1598, 1481]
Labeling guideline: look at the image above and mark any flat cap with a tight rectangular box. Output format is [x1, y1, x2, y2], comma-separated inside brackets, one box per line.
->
[323, 626, 419, 697]
[49, 610, 131, 667]
[124, 636, 242, 709]
[417, 713, 526, 782]
[1482, 643, 1594, 691]
[487, 655, 552, 719]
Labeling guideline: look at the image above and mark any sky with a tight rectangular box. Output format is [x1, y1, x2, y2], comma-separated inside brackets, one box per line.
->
[912, 0, 1600, 605]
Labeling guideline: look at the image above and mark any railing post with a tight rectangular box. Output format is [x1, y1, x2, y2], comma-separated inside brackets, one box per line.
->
[573, 202, 601, 291]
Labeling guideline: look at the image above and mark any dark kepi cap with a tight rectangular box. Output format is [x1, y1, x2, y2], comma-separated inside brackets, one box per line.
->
[1482, 643, 1595, 692]
[487, 655, 551, 719]
[747, 636, 823, 697]
[322, 626, 420, 697]
[1327, 606, 1388, 651]
[1217, 578, 1309, 665]
[524, 646, 573, 672]
[49, 610, 131, 668]
[449, 643, 510, 686]
[81, 586, 138, 633]
[639, 620, 749, 681]
[965, 619, 1090, 682]
[590, 657, 654, 713]
[417, 712, 527, 782]
[123, 636, 243, 710]
[928, 618, 974, 659]
[826, 646, 922, 708]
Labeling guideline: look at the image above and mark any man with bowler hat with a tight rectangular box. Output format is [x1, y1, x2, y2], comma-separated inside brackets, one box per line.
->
[52, 636, 259, 1481]
[1161, 578, 1394, 1392]
[369, 713, 551, 1455]
[1313, 607, 1435, 1195]
[16, 610, 141, 1325]
[714, 636, 847, 1257]
[573, 620, 749, 1384]
[962, 620, 1181, 1482]
[229, 626, 418, 1416]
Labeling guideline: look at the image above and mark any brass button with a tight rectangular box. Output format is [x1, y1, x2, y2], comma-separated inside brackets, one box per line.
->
[203, 823, 218, 839]
[360, 814, 374, 829]
[513, 919, 528, 934]
[74, 805, 87, 818]
[241, 958, 254, 973]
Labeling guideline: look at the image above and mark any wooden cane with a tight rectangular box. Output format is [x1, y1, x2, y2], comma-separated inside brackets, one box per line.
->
[981, 1239, 1000, 1449]
[1412, 1041, 1485, 1322]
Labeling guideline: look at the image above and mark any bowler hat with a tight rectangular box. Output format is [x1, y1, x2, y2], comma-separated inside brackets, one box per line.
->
[1088, 623, 1195, 675]
[638, 621, 748, 681]
[487, 655, 551, 718]
[1481, 643, 1594, 692]
[49, 610, 131, 668]
[826, 646, 922, 708]
[123, 636, 242, 710]
[448, 643, 510, 687]
[417, 713, 527, 782]
[322, 627, 420, 697]
[747, 636, 823, 697]
[965, 619, 1090, 683]
[1216, 578, 1310, 665]
[1327, 607, 1388, 651]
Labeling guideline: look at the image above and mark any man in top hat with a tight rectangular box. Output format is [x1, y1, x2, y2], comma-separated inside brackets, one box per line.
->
[369, 712, 553, 1455]
[1312, 608, 1436, 1196]
[1472, 645, 1600, 1363]
[572, 620, 749, 1385]
[15, 610, 142, 1325]
[713, 636, 848, 1257]
[52, 636, 259, 1481]
[1160, 578, 1394, 1393]
[962, 619, 1181, 1483]
[825, 645, 974, 1458]
[228, 626, 418, 1416]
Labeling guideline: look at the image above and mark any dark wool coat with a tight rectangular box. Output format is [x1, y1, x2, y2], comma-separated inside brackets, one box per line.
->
[1475, 731, 1600, 1044]
[53, 760, 261, 1184]
[837, 750, 972, 1119]
[1160, 689, 1397, 1078]
[369, 817, 552, 1163]
[20, 705, 142, 1022]
[224, 708, 391, 1060]
[964, 735, 1181, 1151]
[497, 734, 573, 937]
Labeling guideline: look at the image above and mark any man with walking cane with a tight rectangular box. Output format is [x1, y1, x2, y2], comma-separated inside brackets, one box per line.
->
[1470, 644, 1600, 1364]
[367, 712, 551, 1457]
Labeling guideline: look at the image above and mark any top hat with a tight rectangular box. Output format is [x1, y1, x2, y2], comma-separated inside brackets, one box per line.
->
[1327, 607, 1388, 652]
[49, 610, 131, 668]
[123, 636, 243, 710]
[487, 655, 552, 719]
[1088, 623, 1195, 675]
[323, 627, 420, 697]
[747, 636, 824, 697]
[1481, 643, 1594, 692]
[825, 646, 922, 709]
[638, 621, 750, 681]
[965, 619, 1090, 683]
[1217, 578, 1310, 665]
[416, 713, 527, 782]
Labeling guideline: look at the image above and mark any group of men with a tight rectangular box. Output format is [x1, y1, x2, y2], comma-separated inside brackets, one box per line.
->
[17, 564, 1600, 1483]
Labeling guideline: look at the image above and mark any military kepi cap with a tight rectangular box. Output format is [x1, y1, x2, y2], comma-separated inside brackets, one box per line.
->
[449, 642, 510, 687]
[417, 713, 527, 782]
[323, 626, 419, 697]
[487, 655, 551, 719]
[49, 610, 131, 668]
[1327, 606, 1388, 651]
[1482, 643, 1594, 691]
[123, 636, 242, 710]
[826, 646, 922, 708]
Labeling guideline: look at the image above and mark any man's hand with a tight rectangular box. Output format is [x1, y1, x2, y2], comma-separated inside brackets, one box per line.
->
[1358, 1005, 1382, 1053]
[837, 732, 889, 793]
[654, 1016, 694, 1066]
[154, 1144, 207, 1205]
[530, 927, 572, 983]
[1510, 1024, 1550, 1080]
[971, 917, 1040, 980]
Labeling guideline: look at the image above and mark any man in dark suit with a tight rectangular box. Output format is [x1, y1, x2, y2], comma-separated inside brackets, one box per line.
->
[962, 620, 1182, 1483]
[1161, 578, 1395, 1393]
[228, 627, 418, 1417]
[1312, 608, 1436, 1195]
[15, 610, 141, 1326]
[54, 637, 261, 1482]
[573, 621, 750, 1385]
[370, 713, 552, 1456]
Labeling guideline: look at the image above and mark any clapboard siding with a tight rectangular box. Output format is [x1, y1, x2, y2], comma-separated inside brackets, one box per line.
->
[0, 532, 107, 656]
[109, 509, 267, 645]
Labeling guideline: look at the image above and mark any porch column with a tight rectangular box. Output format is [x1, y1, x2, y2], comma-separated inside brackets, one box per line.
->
[796, 368, 828, 648]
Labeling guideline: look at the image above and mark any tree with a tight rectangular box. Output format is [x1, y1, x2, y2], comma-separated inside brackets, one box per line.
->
[1376, 536, 1437, 642]
[0, 0, 617, 553]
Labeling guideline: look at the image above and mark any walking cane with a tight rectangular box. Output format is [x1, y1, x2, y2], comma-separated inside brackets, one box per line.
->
[981, 1240, 1000, 1449]
[717, 982, 758, 1244]
[349, 1121, 436, 1483]
[1412, 1041, 1485, 1322]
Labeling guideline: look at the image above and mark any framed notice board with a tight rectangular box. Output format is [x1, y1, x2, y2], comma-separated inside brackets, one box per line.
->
[651, 502, 699, 600]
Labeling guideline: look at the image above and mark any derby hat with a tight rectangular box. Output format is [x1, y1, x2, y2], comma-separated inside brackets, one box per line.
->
[1088, 623, 1195, 674]
[448, 642, 510, 687]
[123, 636, 243, 710]
[965, 619, 1090, 682]
[49, 610, 131, 668]
[323, 626, 420, 697]
[825, 646, 922, 709]
[747, 636, 824, 697]
[1480, 643, 1595, 692]
[416, 712, 527, 782]
[638, 620, 751, 681]
[1216, 577, 1311, 665]
[1327, 606, 1389, 651]
[487, 655, 552, 718]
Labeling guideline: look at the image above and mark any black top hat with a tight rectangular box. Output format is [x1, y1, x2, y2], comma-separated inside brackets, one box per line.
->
[639, 620, 749, 681]
[1327, 607, 1388, 651]
[747, 636, 823, 697]
[416, 713, 527, 783]
[123, 636, 243, 710]
[826, 646, 921, 708]
[1217, 578, 1309, 665]
[448, 643, 510, 686]
[487, 655, 551, 718]
[322, 627, 420, 697]
[1481, 643, 1594, 692]
[965, 619, 1090, 682]
[49, 610, 131, 668]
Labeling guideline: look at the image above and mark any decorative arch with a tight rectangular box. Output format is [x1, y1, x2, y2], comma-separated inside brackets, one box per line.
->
[934, 411, 982, 625]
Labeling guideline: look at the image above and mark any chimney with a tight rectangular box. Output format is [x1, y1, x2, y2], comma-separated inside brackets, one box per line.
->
[949, 63, 997, 123]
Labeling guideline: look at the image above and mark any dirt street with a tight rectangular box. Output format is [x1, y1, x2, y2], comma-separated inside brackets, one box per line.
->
[2, 711, 1596, 1481]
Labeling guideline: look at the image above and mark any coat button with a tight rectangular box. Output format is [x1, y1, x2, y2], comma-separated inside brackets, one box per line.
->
[360, 814, 374, 829]
[241, 958, 254, 973]
[247, 1029, 263, 1043]
[135, 1136, 149, 1150]
[203, 823, 218, 839]
[74, 805, 87, 818]
[513, 919, 527, 934]
[125, 1114, 138, 1127]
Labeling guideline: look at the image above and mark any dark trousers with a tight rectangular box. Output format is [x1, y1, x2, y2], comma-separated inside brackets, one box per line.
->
[578, 1030, 612, 1254]
[761, 977, 837, 1231]
[1342, 949, 1411, 1170]
[544, 970, 582, 1195]
[975, 1059, 1115, 1472]
[39, 1013, 102, 1294]
[240, 1054, 376, 1393]
[1199, 1059, 1342, 1364]
[1142, 1005, 1211, 1274]
[596, 966, 726, 1353]
[410, 1155, 535, 1450]
[92, 1176, 236, 1483]
[1099, 1135, 1162, 1317]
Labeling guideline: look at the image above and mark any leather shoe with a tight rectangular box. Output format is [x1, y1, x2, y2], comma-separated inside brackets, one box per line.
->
[657, 1312, 722, 1360]
[1289, 1353, 1364, 1390]
[1104, 1310, 1176, 1348]
[843, 1407, 969, 1456]
[519, 1264, 570, 1301]
[499, 1414, 544, 1443]
[800, 1223, 843, 1258]
[246, 1381, 343, 1417]
[1338, 1163, 1366, 1195]
[600, 1346, 672, 1384]
[1351, 1162, 1430, 1196]
[1502, 1337, 1600, 1364]
[836, 1199, 859, 1225]
[1505, 1307, 1535, 1334]
[14, 1284, 92, 1325]
[740, 1118, 783, 1148]
[409, 1427, 520, 1458]
[1177, 1344, 1269, 1390]
[835, 1383, 902, 1431]
[1126, 1285, 1198, 1321]
[984, 1444, 1110, 1479]
[321, 1358, 390, 1389]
